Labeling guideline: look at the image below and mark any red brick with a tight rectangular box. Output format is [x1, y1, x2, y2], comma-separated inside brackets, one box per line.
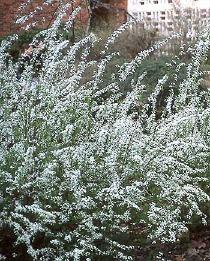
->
[0, 0, 127, 37]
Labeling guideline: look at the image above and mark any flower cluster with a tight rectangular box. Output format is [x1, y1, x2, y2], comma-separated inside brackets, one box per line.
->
[0, 5, 209, 260]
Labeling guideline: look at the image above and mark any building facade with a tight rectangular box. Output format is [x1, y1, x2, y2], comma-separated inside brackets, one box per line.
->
[127, 0, 210, 35]
[0, 0, 209, 37]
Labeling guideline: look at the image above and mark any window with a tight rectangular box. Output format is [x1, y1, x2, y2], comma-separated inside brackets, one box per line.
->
[168, 0, 172, 3]
[154, 0, 158, 4]
[167, 10, 171, 18]
[140, 1, 145, 5]
[147, 12, 151, 15]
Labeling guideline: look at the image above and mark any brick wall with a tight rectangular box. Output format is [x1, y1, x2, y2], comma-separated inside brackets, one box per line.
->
[91, 0, 127, 29]
[0, 0, 89, 37]
[0, 0, 24, 36]
[0, 0, 127, 37]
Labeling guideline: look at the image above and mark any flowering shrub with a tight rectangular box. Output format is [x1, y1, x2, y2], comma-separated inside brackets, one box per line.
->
[0, 5, 210, 260]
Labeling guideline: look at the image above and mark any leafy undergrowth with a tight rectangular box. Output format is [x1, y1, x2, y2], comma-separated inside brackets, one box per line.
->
[135, 223, 210, 260]
[2, 222, 210, 260]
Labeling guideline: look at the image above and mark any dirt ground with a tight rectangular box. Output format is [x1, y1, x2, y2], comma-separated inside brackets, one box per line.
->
[135, 227, 210, 261]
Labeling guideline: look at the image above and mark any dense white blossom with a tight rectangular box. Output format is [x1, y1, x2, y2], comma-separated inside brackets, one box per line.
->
[0, 4, 210, 260]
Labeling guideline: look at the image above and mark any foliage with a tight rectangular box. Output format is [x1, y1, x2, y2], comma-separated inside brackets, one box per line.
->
[0, 5, 210, 260]
[0, 30, 41, 61]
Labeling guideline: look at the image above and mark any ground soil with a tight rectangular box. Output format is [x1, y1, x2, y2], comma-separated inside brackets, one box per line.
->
[135, 226, 210, 261]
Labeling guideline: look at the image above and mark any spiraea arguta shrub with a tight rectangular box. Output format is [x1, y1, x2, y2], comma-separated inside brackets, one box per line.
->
[0, 2, 210, 260]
